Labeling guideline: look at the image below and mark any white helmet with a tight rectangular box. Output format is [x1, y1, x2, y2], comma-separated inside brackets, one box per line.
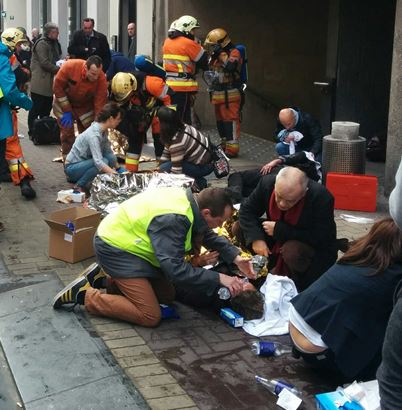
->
[168, 19, 177, 33]
[174, 15, 200, 35]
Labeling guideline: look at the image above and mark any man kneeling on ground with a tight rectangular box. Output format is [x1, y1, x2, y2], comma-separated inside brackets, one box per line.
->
[239, 167, 338, 291]
[53, 187, 256, 326]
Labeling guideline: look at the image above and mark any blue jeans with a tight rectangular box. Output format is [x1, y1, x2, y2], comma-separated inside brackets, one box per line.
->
[159, 161, 214, 189]
[275, 142, 292, 156]
[275, 142, 322, 164]
[65, 153, 116, 188]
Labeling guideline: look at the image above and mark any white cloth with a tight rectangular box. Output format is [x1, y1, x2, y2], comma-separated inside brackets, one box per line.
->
[242, 274, 298, 336]
[287, 131, 304, 154]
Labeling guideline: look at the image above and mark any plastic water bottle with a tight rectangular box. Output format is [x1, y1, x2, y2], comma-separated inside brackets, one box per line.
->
[218, 287, 231, 300]
[255, 376, 302, 398]
[251, 341, 292, 357]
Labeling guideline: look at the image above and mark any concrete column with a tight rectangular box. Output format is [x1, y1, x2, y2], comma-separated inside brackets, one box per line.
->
[26, 0, 40, 35]
[385, 0, 402, 195]
[51, 0, 68, 57]
[87, 0, 109, 41]
[2, 0, 27, 29]
[137, 0, 154, 57]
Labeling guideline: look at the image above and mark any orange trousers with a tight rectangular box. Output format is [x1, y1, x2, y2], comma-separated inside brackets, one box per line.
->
[6, 111, 34, 185]
[85, 276, 175, 327]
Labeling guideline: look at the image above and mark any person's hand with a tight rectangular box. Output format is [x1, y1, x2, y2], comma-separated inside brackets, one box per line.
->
[197, 250, 219, 266]
[262, 221, 276, 236]
[284, 134, 295, 143]
[60, 112, 73, 128]
[233, 255, 257, 280]
[219, 274, 244, 297]
[252, 240, 271, 256]
[260, 159, 282, 175]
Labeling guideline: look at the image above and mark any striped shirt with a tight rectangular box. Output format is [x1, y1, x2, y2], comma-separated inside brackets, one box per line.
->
[160, 125, 212, 174]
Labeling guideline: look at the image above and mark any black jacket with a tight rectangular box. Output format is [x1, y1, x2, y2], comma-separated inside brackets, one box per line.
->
[239, 175, 337, 288]
[292, 263, 402, 380]
[68, 29, 111, 71]
[275, 107, 323, 155]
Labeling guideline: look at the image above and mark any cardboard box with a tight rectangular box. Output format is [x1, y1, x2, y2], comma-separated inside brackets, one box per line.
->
[57, 189, 86, 203]
[44, 207, 101, 263]
[326, 173, 378, 212]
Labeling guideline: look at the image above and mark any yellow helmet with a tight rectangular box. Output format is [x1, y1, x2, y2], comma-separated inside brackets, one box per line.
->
[174, 15, 200, 34]
[1, 28, 27, 51]
[111, 72, 137, 103]
[204, 28, 231, 51]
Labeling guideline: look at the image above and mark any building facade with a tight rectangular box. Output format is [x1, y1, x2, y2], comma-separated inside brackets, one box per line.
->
[1, 0, 401, 193]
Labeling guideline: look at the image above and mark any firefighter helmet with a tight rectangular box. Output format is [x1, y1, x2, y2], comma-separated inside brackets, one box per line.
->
[1, 28, 28, 51]
[204, 28, 231, 51]
[168, 19, 177, 33]
[111, 72, 137, 103]
[174, 15, 200, 34]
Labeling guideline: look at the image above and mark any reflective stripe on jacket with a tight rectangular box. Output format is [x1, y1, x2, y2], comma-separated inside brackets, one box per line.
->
[97, 187, 194, 267]
[162, 36, 205, 92]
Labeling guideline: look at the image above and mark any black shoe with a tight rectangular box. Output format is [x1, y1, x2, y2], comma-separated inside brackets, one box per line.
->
[20, 178, 36, 199]
[336, 238, 350, 253]
[53, 276, 91, 309]
[80, 263, 106, 289]
[0, 173, 12, 183]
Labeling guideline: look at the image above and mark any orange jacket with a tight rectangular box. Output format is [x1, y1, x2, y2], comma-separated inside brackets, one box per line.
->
[162, 36, 205, 92]
[53, 59, 107, 113]
[130, 75, 172, 108]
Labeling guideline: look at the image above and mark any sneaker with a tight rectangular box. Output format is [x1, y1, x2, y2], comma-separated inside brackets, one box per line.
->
[53, 276, 91, 309]
[80, 263, 107, 289]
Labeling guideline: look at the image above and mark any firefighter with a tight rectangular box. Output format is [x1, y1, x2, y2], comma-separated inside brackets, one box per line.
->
[53, 55, 108, 158]
[204, 28, 244, 158]
[0, 28, 36, 199]
[110, 71, 174, 172]
[162, 15, 208, 124]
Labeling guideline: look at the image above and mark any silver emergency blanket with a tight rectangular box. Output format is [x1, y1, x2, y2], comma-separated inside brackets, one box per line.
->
[88, 172, 194, 216]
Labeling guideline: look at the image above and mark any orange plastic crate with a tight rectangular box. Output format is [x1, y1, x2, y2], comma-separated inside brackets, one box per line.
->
[326, 172, 378, 212]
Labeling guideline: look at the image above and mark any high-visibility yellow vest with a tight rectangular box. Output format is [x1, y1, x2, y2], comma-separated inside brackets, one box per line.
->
[98, 187, 194, 267]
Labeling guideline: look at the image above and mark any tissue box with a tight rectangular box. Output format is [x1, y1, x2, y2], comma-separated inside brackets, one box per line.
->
[316, 390, 349, 410]
[316, 380, 380, 410]
[57, 189, 86, 203]
[220, 308, 244, 328]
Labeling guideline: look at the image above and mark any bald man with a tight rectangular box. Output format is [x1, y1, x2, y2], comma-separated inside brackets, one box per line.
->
[239, 167, 337, 290]
[127, 22, 136, 60]
[275, 107, 323, 162]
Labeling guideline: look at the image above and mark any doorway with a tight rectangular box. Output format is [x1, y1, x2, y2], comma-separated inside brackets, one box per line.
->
[119, 0, 136, 53]
[317, 0, 396, 138]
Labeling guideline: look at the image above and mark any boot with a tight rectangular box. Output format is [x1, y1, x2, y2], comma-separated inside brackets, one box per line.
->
[20, 177, 36, 199]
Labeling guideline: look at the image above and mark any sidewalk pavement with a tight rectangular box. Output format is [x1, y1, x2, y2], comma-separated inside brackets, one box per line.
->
[0, 111, 389, 410]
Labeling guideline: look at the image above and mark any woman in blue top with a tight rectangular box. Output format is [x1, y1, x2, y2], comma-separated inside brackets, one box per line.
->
[289, 218, 402, 382]
[64, 102, 123, 192]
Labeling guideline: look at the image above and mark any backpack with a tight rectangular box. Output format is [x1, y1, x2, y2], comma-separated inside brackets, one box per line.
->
[31, 116, 60, 145]
[134, 55, 166, 80]
[235, 44, 248, 85]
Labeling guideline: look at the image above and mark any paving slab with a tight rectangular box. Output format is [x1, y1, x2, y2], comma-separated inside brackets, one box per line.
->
[0, 279, 148, 409]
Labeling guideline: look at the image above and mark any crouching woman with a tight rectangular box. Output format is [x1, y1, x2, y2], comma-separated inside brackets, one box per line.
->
[288, 218, 402, 382]
[64, 102, 123, 192]
[157, 106, 214, 190]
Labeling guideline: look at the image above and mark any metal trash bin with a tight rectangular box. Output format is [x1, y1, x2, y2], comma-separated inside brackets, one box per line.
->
[322, 121, 366, 177]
